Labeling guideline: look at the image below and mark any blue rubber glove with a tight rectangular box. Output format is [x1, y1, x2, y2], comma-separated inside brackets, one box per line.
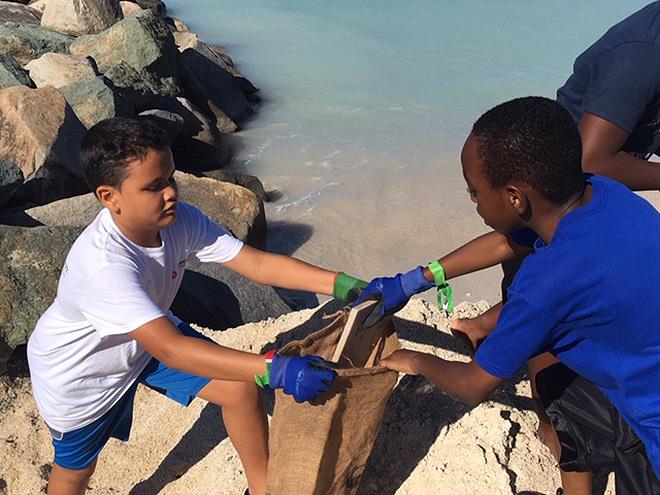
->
[354, 266, 434, 319]
[269, 354, 336, 403]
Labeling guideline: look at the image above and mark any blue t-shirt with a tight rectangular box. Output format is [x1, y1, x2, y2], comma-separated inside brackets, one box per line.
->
[475, 175, 660, 477]
[557, 1, 660, 157]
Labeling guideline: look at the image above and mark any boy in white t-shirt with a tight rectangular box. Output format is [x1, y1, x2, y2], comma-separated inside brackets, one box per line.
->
[27, 117, 367, 495]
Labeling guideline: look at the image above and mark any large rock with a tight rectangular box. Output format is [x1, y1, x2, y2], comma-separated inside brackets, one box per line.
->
[0, 224, 81, 368]
[0, 85, 87, 206]
[41, 0, 122, 36]
[0, 1, 40, 24]
[25, 52, 97, 88]
[133, 0, 164, 17]
[59, 75, 134, 128]
[143, 96, 230, 166]
[0, 53, 31, 88]
[0, 157, 23, 208]
[173, 31, 258, 95]
[5, 172, 267, 247]
[181, 48, 253, 127]
[70, 9, 181, 102]
[164, 15, 187, 32]
[26, 0, 46, 13]
[119, 0, 141, 16]
[0, 22, 73, 65]
[175, 171, 266, 248]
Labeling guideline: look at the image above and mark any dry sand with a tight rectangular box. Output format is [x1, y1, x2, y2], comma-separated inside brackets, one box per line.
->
[0, 299, 615, 495]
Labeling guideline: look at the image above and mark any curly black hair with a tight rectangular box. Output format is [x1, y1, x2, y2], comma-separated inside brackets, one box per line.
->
[472, 96, 584, 204]
[81, 117, 171, 193]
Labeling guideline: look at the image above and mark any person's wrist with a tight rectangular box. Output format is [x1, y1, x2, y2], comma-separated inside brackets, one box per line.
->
[255, 350, 277, 388]
[399, 266, 434, 297]
[333, 272, 368, 302]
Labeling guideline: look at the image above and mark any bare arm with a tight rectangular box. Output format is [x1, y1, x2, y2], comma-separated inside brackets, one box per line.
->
[130, 316, 267, 381]
[580, 112, 660, 191]
[222, 244, 337, 296]
[380, 350, 503, 406]
[421, 231, 532, 282]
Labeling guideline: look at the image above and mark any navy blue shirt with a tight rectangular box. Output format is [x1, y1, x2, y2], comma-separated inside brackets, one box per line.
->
[557, 2, 660, 156]
[475, 175, 660, 477]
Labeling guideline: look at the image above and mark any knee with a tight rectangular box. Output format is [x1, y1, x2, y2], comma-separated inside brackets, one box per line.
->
[201, 380, 262, 410]
[224, 381, 262, 409]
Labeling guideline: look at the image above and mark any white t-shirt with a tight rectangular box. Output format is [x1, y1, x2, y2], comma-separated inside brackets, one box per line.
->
[27, 202, 244, 432]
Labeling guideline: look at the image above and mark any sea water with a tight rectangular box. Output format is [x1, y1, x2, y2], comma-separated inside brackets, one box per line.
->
[166, 0, 649, 304]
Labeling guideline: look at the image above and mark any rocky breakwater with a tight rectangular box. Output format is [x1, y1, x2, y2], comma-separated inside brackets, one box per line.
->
[0, 0, 289, 373]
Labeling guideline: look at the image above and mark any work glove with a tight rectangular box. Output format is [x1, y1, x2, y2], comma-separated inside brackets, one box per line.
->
[353, 266, 434, 321]
[263, 353, 336, 403]
[332, 272, 368, 303]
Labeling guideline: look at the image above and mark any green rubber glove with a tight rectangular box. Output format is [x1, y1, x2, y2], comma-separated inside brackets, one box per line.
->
[333, 272, 368, 303]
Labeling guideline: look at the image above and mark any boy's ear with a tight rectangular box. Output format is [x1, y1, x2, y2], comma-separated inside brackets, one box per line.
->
[96, 185, 121, 213]
[505, 185, 529, 216]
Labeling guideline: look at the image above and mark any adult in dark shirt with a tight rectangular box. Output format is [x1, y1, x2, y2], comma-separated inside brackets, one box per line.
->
[557, 1, 660, 190]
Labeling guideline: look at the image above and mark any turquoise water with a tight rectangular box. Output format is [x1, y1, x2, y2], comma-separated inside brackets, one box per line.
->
[166, 1, 650, 303]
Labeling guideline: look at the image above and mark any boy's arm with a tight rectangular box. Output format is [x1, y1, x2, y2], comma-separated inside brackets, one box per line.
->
[222, 244, 337, 296]
[380, 350, 502, 406]
[422, 231, 532, 283]
[354, 232, 532, 317]
[130, 317, 267, 381]
[130, 316, 337, 402]
[579, 112, 660, 191]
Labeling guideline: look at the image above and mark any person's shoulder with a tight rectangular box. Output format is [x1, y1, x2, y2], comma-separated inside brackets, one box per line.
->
[72, 209, 141, 271]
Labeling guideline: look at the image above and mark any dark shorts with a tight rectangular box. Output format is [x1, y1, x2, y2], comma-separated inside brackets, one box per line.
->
[50, 322, 213, 471]
[536, 363, 660, 494]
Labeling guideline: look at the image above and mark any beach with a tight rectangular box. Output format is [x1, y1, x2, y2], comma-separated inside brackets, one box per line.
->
[1, 1, 659, 494]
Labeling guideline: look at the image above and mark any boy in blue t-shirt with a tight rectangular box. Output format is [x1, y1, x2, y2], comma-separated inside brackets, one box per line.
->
[356, 97, 660, 493]
[27, 118, 368, 495]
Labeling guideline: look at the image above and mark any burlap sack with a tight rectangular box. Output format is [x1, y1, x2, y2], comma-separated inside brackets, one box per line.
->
[266, 308, 399, 495]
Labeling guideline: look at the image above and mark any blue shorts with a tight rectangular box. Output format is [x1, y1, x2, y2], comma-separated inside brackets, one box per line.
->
[50, 323, 213, 471]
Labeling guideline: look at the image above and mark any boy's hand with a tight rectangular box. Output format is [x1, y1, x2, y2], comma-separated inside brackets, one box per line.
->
[333, 272, 368, 303]
[379, 349, 423, 375]
[353, 266, 434, 319]
[269, 354, 336, 403]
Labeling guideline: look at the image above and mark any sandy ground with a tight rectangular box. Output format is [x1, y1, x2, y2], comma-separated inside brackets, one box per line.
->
[0, 299, 615, 495]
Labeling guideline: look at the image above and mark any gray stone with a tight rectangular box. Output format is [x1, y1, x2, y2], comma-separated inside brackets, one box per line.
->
[174, 31, 258, 95]
[138, 108, 183, 140]
[0, 22, 73, 65]
[59, 76, 134, 128]
[70, 9, 181, 101]
[0, 224, 81, 367]
[181, 47, 253, 125]
[41, 0, 122, 36]
[0, 157, 23, 208]
[144, 96, 229, 166]
[0, 85, 87, 206]
[133, 0, 164, 17]
[25, 52, 97, 88]
[0, 52, 31, 88]
[0, 1, 40, 24]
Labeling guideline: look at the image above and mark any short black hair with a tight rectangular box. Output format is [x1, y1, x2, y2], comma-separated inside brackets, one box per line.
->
[471, 96, 584, 204]
[80, 117, 171, 193]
